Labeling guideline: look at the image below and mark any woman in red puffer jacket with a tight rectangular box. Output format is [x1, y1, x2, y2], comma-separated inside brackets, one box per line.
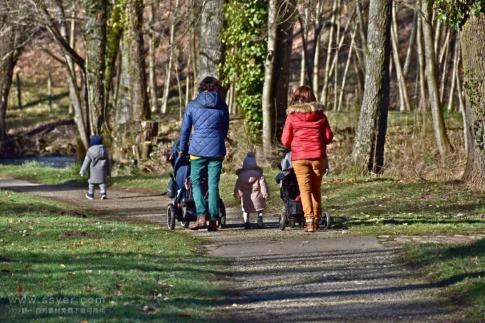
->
[281, 86, 334, 232]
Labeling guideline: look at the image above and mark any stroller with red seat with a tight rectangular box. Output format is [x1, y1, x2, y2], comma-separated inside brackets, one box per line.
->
[275, 152, 330, 230]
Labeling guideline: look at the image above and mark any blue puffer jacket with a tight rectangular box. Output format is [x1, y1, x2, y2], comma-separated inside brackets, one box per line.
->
[179, 91, 229, 158]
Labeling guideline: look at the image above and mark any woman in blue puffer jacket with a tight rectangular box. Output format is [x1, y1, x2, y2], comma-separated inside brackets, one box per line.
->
[179, 76, 229, 231]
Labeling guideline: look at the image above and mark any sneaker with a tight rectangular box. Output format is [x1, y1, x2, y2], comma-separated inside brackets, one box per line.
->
[85, 192, 94, 200]
[257, 216, 264, 229]
[244, 222, 251, 230]
[100, 194, 107, 200]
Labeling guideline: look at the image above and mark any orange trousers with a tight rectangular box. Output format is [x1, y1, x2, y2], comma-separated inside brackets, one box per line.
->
[292, 159, 324, 222]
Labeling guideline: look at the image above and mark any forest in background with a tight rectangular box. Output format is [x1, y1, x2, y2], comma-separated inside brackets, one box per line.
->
[1, 0, 484, 188]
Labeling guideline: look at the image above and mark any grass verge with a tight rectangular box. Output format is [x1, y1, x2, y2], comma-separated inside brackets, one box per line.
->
[0, 190, 225, 322]
[403, 240, 485, 322]
[322, 177, 485, 235]
[0, 162, 170, 193]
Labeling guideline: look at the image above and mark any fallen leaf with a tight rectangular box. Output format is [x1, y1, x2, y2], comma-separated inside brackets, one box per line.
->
[143, 305, 158, 314]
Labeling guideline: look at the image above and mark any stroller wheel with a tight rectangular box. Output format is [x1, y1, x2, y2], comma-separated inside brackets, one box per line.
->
[320, 212, 331, 230]
[279, 212, 287, 230]
[218, 200, 227, 228]
[167, 204, 176, 230]
[299, 218, 305, 228]
[180, 207, 190, 229]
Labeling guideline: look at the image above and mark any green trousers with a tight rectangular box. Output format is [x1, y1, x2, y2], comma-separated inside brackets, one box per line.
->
[190, 157, 222, 220]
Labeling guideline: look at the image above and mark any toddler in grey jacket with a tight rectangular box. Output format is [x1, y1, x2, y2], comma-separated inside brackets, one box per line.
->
[80, 135, 111, 200]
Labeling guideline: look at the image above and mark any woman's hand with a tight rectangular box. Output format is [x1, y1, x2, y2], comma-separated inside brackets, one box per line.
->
[327, 143, 337, 154]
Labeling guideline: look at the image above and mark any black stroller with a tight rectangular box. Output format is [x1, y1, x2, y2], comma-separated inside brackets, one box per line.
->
[275, 152, 330, 230]
[166, 141, 226, 230]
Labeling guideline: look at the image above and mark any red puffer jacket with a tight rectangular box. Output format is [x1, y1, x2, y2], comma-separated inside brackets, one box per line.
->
[281, 102, 333, 161]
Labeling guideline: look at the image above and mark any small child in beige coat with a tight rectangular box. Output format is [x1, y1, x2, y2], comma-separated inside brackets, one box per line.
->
[234, 152, 269, 229]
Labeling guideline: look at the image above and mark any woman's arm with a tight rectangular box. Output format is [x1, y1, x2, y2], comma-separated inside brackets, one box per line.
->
[222, 106, 229, 139]
[322, 116, 334, 144]
[281, 116, 293, 148]
[179, 105, 193, 154]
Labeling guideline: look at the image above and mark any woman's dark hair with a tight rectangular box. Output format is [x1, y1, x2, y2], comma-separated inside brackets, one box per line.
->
[198, 76, 222, 93]
[290, 86, 317, 105]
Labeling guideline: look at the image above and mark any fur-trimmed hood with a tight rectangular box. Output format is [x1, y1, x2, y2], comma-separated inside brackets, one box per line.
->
[286, 102, 324, 114]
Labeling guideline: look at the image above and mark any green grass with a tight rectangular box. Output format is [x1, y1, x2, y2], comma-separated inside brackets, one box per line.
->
[0, 190, 225, 322]
[0, 162, 83, 185]
[323, 177, 485, 235]
[7, 81, 70, 131]
[403, 240, 485, 322]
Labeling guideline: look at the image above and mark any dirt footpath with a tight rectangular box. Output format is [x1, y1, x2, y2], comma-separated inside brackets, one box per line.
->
[1, 178, 466, 322]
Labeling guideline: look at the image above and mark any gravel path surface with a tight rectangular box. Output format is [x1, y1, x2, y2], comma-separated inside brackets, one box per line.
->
[1, 177, 466, 322]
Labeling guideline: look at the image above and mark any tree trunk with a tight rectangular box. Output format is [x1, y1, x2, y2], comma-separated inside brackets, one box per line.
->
[115, 0, 150, 160]
[148, 0, 159, 114]
[391, 2, 411, 112]
[83, 0, 108, 135]
[403, 4, 418, 77]
[0, 27, 20, 143]
[262, 0, 278, 155]
[417, 12, 427, 111]
[337, 25, 357, 112]
[299, 7, 309, 86]
[263, 0, 295, 156]
[125, 0, 150, 122]
[446, 37, 458, 112]
[274, 1, 295, 133]
[161, 0, 179, 114]
[320, 0, 338, 106]
[54, 0, 89, 149]
[421, 0, 452, 158]
[351, 0, 392, 174]
[312, 0, 323, 97]
[197, 0, 224, 80]
[461, 12, 485, 187]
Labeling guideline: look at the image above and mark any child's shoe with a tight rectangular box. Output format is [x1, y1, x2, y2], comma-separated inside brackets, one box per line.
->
[100, 194, 107, 200]
[85, 192, 94, 200]
[244, 222, 251, 230]
[257, 215, 264, 228]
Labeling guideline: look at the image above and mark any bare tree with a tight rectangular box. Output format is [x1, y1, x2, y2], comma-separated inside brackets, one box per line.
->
[421, 0, 452, 158]
[0, 0, 33, 146]
[352, 0, 392, 174]
[148, 0, 159, 114]
[0, 22, 21, 142]
[28, 0, 90, 148]
[263, 0, 296, 156]
[52, 0, 89, 148]
[161, 0, 179, 115]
